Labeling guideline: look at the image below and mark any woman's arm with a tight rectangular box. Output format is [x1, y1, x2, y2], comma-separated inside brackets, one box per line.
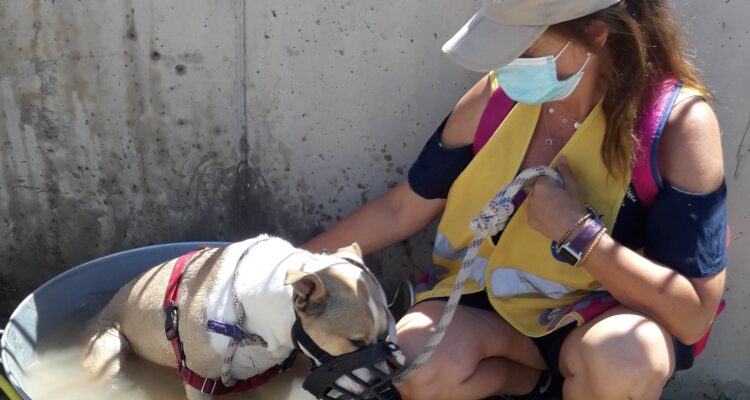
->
[303, 75, 493, 255]
[528, 98, 727, 344]
[578, 231, 726, 345]
[586, 98, 725, 344]
[302, 181, 446, 254]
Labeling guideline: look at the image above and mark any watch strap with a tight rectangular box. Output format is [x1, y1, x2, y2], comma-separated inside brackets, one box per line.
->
[559, 219, 606, 266]
[569, 219, 606, 253]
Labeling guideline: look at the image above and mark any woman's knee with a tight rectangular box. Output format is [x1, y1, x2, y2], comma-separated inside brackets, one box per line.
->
[394, 301, 513, 399]
[394, 328, 470, 399]
[395, 303, 480, 389]
[590, 318, 672, 377]
[396, 301, 502, 366]
[562, 311, 675, 398]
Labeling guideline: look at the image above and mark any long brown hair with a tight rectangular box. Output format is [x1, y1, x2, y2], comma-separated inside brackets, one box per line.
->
[550, 0, 710, 180]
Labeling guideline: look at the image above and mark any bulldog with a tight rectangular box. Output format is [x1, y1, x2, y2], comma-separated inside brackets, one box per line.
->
[82, 235, 402, 399]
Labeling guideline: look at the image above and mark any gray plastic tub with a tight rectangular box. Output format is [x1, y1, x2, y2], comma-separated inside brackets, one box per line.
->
[1, 242, 226, 399]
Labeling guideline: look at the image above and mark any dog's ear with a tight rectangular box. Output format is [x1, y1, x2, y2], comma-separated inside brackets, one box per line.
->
[335, 242, 363, 265]
[285, 270, 327, 316]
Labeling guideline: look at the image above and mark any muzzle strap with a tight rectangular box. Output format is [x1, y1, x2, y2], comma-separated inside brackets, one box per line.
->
[303, 345, 403, 400]
[291, 318, 334, 365]
[291, 317, 403, 400]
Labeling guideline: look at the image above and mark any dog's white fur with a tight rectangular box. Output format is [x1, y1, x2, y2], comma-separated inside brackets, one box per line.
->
[82, 235, 394, 400]
[204, 237, 308, 377]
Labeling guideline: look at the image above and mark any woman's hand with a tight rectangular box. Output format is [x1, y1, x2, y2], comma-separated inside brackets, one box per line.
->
[526, 157, 588, 241]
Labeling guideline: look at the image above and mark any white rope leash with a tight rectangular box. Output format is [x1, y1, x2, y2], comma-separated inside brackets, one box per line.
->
[393, 166, 563, 384]
[220, 238, 273, 386]
[220, 264, 250, 386]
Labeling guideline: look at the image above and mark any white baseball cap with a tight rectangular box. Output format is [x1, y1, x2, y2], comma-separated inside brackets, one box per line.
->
[443, 0, 621, 72]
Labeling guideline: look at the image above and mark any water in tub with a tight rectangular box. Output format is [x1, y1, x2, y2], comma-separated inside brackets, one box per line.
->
[24, 309, 314, 400]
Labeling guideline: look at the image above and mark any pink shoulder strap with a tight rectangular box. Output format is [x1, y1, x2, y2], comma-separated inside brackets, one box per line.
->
[631, 78, 682, 208]
[472, 88, 516, 155]
[472, 78, 683, 209]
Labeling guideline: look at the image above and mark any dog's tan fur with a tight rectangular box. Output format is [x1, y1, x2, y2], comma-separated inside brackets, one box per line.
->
[82, 237, 391, 400]
[289, 267, 386, 357]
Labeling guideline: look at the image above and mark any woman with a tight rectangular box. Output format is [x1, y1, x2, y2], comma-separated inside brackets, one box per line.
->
[304, 1, 728, 399]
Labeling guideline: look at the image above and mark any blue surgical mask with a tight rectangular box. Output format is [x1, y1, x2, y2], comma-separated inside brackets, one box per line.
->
[496, 41, 591, 105]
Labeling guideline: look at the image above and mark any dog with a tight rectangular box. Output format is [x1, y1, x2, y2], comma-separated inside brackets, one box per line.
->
[82, 235, 400, 399]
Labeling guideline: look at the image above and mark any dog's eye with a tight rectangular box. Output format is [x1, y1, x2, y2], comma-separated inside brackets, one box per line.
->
[349, 339, 367, 348]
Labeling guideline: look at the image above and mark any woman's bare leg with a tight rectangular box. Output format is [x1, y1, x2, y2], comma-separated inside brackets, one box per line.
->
[395, 300, 546, 400]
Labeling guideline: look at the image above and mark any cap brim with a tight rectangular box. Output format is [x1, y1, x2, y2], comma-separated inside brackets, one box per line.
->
[442, 12, 547, 72]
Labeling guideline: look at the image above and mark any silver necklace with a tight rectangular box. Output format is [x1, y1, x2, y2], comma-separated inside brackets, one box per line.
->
[542, 106, 570, 147]
[547, 105, 583, 130]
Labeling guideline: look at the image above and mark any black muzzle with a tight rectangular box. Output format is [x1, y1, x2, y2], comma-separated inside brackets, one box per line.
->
[292, 319, 403, 400]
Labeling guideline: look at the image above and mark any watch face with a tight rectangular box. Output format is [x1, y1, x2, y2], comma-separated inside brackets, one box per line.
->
[554, 242, 581, 266]
[559, 247, 580, 266]
[551, 241, 573, 264]
[551, 241, 565, 263]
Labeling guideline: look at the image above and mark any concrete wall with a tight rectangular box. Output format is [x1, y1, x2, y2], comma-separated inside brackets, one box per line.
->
[0, 0, 747, 397]
[0, 0, 251, 311]
[665, 1, 750, 398]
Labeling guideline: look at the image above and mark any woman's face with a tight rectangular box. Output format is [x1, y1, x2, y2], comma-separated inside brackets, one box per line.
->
[520, 31, 595, 81]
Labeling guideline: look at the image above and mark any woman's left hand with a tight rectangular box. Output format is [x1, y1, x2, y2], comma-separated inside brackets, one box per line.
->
[527, 157, 589, 241]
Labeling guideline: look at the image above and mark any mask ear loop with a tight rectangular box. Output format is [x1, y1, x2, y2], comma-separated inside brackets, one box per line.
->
[552, 41, 573, 61]
[550, 51, 592, 99]
[576, 52, 592, 74]
[552, 40, 592, 74]
[557, 44, 593, 82]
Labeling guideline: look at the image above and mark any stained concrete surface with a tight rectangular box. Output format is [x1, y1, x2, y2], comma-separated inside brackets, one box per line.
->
[0, 0, 748, 398]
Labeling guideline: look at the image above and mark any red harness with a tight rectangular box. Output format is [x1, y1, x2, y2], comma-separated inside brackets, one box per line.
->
[163, 250, 280, 395]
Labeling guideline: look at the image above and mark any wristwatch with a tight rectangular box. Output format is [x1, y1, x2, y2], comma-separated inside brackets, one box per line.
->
[558, 218, 605, 266]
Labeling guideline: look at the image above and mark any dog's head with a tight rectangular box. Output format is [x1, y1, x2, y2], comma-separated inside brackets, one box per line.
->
[285, 243, 404, 399]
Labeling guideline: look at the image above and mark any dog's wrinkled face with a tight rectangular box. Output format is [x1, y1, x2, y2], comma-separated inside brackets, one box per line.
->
[285, 243, 390, 356]
[285, 243, 398, 397]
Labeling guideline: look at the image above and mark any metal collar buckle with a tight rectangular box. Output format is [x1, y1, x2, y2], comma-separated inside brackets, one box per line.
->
[200, 377, 218, 395]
